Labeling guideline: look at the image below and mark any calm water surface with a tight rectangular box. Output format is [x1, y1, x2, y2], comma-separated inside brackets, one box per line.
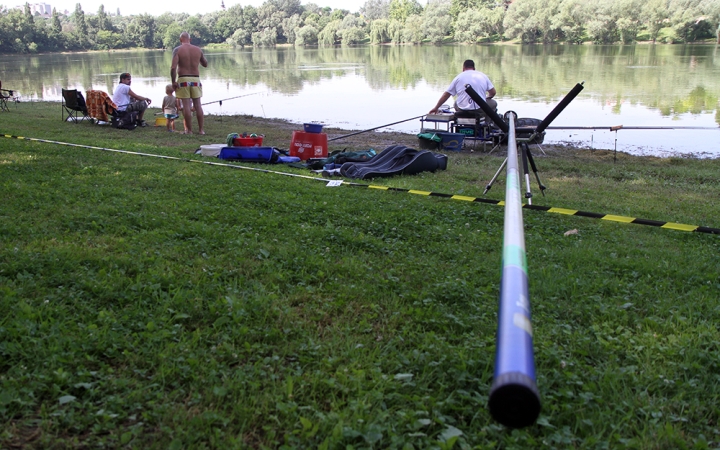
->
[2, 44, 719, 157]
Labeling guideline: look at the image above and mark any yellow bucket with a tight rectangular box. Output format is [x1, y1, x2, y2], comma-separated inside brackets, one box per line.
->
[154, 117, 167, 127]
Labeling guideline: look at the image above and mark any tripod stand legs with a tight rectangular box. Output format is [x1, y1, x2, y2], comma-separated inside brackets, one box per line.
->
[483, 157, 507, 195]
[483, 142, 548, 200]
[522, 142, 547, 197]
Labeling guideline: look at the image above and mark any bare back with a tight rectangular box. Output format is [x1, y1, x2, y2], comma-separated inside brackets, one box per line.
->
[171, 43, 207, 76]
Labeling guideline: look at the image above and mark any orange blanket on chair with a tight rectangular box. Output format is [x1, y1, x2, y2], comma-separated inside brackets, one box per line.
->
[86, 90, 118, 122]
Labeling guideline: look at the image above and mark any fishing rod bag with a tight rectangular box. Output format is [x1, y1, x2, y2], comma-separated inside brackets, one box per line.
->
[339, 145, 447, 180]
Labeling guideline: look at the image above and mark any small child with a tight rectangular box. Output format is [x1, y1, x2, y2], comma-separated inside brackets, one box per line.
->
[161, 84, 181, 132]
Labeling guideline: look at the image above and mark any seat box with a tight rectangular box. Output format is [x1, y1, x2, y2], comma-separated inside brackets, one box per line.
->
[436, 132, 465, 151]
[290, 131, 328, 160]
[219, 147, 274, 162]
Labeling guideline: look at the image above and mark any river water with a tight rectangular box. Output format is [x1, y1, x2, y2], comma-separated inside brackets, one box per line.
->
[2, 44, 719, 157]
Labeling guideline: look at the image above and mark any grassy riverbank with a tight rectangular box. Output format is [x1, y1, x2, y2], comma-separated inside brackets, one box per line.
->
[2, 102, 719, 448]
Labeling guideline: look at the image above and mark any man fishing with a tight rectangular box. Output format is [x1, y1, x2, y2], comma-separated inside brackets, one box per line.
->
[171, 31, 208, 135]
[429, 59, 497, 116]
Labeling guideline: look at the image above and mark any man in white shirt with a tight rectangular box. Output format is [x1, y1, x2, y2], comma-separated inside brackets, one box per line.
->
[112, 73, 151, 126]
[429, 60, 497, 115]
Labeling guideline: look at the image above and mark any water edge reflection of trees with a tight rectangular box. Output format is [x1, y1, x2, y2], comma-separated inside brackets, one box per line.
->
[1, 44, 717, 119]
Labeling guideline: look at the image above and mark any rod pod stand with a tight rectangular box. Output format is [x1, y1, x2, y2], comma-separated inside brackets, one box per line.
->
[528, 81, 585, 143]
[464, 85, 508, 134]
[483, 113, 546, 200]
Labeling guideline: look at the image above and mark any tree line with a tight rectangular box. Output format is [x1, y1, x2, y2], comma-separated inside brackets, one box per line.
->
[1, 0, 719, 54]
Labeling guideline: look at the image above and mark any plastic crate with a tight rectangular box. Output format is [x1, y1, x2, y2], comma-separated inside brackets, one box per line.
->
[303, 123, 324, 133]
[436, 132, 465, 151]
[219, 147, 274, 162]
[455, 125, 476, 137]
[232, 136, 264, 147]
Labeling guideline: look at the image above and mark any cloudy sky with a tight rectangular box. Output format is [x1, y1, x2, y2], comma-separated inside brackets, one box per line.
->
[47, 0, 366, 16]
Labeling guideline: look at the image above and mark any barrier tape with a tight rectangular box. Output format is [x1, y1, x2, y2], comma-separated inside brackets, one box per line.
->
[3, 133, 719, 235]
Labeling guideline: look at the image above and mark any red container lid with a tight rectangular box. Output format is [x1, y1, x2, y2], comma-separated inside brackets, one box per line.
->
[233, 136, 264, 147]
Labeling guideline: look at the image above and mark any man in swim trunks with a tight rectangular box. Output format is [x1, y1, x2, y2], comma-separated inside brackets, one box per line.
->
[171, 31, 208, 134]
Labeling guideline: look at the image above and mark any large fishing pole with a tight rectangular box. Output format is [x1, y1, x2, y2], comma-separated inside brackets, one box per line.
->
[202, 91, 265, 106]
[546, 125, 720, 130]
[488, 112, 541, 429]
[328, 115, 426, 142]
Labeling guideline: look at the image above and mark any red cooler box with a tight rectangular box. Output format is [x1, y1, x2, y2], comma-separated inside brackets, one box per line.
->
[290, 131, 328, 160]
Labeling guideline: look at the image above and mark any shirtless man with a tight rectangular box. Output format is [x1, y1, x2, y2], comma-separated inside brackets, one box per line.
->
[171, 31, 208, 135]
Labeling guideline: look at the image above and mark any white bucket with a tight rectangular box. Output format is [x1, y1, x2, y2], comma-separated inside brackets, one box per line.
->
[199, 144, 225, 157]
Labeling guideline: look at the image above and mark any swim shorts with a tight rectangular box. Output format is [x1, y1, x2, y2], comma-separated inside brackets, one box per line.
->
[164, 113, 179, 119]
[176, 76, 202, 99]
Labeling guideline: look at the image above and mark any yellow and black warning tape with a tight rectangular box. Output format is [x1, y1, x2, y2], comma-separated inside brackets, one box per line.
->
[344, 184, 720, 235]
[3, 133, 718, 235]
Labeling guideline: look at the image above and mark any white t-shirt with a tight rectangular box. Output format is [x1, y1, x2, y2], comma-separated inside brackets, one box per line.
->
[446, 70, 494, 110]
[112, 83, 132, 111]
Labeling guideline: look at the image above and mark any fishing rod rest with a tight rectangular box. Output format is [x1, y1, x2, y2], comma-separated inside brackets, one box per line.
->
[464, 85, 508, 133]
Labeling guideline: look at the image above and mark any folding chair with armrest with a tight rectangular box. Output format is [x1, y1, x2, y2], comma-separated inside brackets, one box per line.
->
[86, 90, 119, 124]
[0, 80, 14, 112]
[62, 88, 92, 123]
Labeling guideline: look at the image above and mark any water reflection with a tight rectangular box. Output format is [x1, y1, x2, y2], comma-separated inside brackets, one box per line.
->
[1, 44, 718, 156]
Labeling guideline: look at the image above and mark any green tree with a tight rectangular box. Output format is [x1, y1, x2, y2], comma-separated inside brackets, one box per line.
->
[96, 4, 113, 31]
[126, 14, 156, 48]
[388, 18, 403, 43]
[369, 18, 391, 43]
[449, 0, 494, 20]
[214, 5, 246, 42]
[389, 0, 423, 22]
[552, 0, 586, 44]
[251, 27, 278, 46]
[162, 22, 184, 49]
[361, 0, 390, 20]
[201, 11, 224, 43]
[318, 18, 341, 45]
[337, 14, 366, 44]
[640, 0, 669, 42]
[423, 0, 452, 45]
[294, 24, 318, 45]
[454, 8, 485, 43]
[401, 13, 424, 43]
[503, 0, 563, 43]
[71, 3, 89, 49]
[702, 0, 720, 43]
[585, 0, 619, 43]
[454, 6, 504, 43]
[47, 8, 65, 50]
[669, 0, 713, 42]
[614, 0, 643, 43]
[281, 14, 303, 44]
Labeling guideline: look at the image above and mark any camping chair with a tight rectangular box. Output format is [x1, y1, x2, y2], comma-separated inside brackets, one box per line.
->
[86, 90, 119, 124]
[0, 90, 9, 112]
[61, 88, 91, 123]
[0, 80, 11, 112]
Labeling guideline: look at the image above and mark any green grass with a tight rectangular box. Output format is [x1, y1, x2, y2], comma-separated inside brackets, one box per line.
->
[1, 102, 720, 448]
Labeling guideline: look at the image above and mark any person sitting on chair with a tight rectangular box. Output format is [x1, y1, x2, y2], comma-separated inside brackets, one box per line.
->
[428, 59, 497, 117]
[112, 72, 151, 127]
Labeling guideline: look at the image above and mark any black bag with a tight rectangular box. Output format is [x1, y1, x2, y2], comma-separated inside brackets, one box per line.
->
[112, 110, 138, 130]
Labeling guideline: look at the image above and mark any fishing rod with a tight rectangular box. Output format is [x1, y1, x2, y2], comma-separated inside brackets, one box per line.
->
[546, 125, 720, 131]
[202, 91, 265, 106]
[328, 115, 426, 142]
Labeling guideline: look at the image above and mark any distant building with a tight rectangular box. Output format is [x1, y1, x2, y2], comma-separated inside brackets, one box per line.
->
[13, 2, 52, 17]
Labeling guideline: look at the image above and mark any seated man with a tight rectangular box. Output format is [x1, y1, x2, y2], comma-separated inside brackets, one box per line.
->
[111, 72, 151, 127]
[429, 59, 497, 118]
